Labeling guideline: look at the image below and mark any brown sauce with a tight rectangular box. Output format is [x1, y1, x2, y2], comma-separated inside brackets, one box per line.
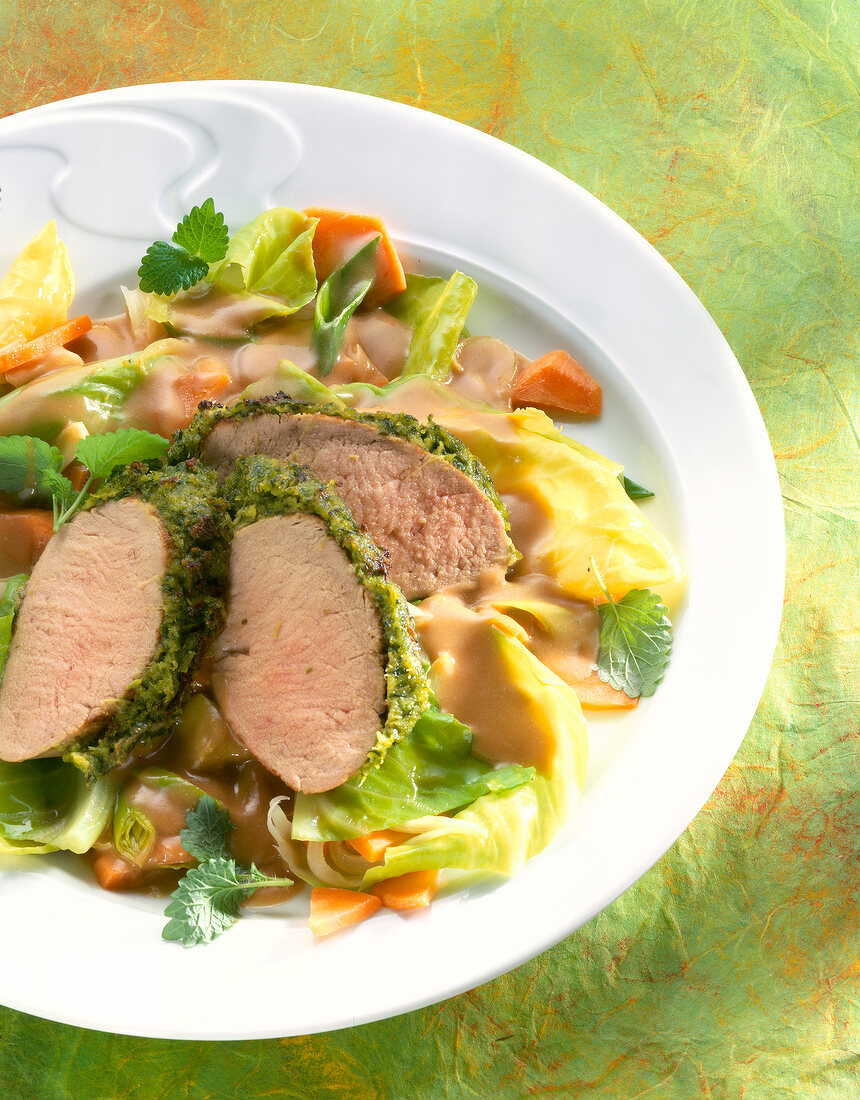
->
[415, 573, 599, 774]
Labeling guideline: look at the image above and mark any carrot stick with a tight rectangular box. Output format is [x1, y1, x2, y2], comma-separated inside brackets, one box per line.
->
[345, 829, 411, 863]
[304, 207, 407, 308]
[574, 669, 639, 710]
[174, 359, 232, 424]
[309, 887, 382, 937]
[0, 315, 92, 380]
[371, 869, 440, 910]
[511, 349, 602, 416]
[0, 509, 54, 575]
[91, 851, 142, 891]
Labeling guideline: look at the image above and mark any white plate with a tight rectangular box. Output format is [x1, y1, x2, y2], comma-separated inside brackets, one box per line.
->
[0, 81, 784, 1040]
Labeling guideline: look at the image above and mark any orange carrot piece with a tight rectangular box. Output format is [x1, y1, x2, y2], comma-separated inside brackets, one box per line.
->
[371, 870, 440, 910]
[303, 207, 407, 308]
[309, 887, 382, 937]
[91, 851, 142, 892]
[575, 669, 639, 710]
[345, 829, 411, 863]
[511, 349, 602, 416]
[174, 359, 232, 425]
[146, 836, 192, 867]
[0, 315, 92, 380]
[0, 509, 54, 575]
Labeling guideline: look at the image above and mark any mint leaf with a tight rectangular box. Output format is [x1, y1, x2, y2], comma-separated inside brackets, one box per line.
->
[138, 241, 209, 295]
[172, 198, 229, 263]
[75, 428, 169, 480]
[179, 794, 233, 863]
[162, 857, 257, 946]
[162, 856, 292, 947]
[621, 474, 654, 501]
[0, 435, 68, 498]
[596, 588, 672, 698]
[313, 236, 380, 376]
[139, 200, 229, 295]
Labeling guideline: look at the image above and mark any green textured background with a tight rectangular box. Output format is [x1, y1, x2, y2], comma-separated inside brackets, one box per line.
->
[1, 2, 857, 1097]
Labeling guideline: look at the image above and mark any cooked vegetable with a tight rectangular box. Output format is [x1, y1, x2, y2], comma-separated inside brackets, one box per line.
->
[361, 639, 587, 888]
[370, 869, 440, 909]
[0, 510, 53, 575]
[138, 199, 229, 295]
[400, 270, 477, 381]
[0, 758, 112, 855]
[0, 339, 192, 442]
[309, 887, 381, 937]
[291, 705, 535, 842]
[242, 359, 349, 407]
[621, 474, 654, 500]
[209, 206, 317, 305]
[113, 769, 209, 866]
[346, 830, 410, 862]
[304, 207, 406, 306]
[313, 235, 380, 376]
[511, 349, 602, 416]
[1, 315, 92, 381]
[0, 222, 74, 353]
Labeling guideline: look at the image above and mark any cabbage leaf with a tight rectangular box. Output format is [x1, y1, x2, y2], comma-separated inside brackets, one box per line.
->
[0, 758, 113, 855]
[292, 706, 535, 842]
[360, 636, 587, 886]
[208, 207, 318, 307]
[243, 359, 348, 408]
[0, 339, 197, 442]
[0, 222, 74, 352]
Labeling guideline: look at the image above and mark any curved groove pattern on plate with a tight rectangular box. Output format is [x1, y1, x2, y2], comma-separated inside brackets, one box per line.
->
[0, 90, 303, 240]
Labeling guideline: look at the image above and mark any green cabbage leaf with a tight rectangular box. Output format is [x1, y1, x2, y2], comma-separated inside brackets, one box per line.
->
[208, 207, 318, 307]
[292, 705, 535, 842]
[360, 634, 587, 887]
[0, 759, 113, 855]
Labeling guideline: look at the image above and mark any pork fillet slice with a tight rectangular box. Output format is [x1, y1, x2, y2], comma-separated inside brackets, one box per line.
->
[0, 461, 226, 779]
[0, 498, 167, 761]
[171, 397, 516, 600]
[213, 456, 429, 793]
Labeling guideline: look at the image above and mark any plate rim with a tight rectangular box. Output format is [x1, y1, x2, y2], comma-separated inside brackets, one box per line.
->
[0, 79, 785, 1040]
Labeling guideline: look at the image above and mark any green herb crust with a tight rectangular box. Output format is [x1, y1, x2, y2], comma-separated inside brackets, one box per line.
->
[64, 460, 227, 783]
[220, 455, 431, 774]
[168, 394, 513, 539]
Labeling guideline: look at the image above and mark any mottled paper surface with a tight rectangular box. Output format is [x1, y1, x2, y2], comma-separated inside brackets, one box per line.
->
[0, 1, 857, 1096]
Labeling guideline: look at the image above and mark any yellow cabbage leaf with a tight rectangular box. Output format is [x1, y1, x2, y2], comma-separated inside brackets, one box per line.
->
[0, 222, 74, 353]
[434, 403, 685, 601]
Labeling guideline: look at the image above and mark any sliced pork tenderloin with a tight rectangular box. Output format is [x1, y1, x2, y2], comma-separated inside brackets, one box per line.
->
[170, 396, 516, 600]
[213, 455, 429, 793]
[0, 461, 226, 781]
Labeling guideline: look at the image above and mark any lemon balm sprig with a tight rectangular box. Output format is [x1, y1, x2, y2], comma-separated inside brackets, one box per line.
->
[0, 429, 169, 531]
[138, 199, 229, 296]
[589, 556, 673, 699]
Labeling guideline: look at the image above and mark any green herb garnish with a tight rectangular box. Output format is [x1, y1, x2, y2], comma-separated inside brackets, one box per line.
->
[179, 793, 233, 863]
[163, 796, 293, 947]
[591, 557, 672, 698]
[312, 235, 380, 376]
[621, 474, 654, 500]
[0, 427, 169, 530]
[138, 199, 229, 295]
